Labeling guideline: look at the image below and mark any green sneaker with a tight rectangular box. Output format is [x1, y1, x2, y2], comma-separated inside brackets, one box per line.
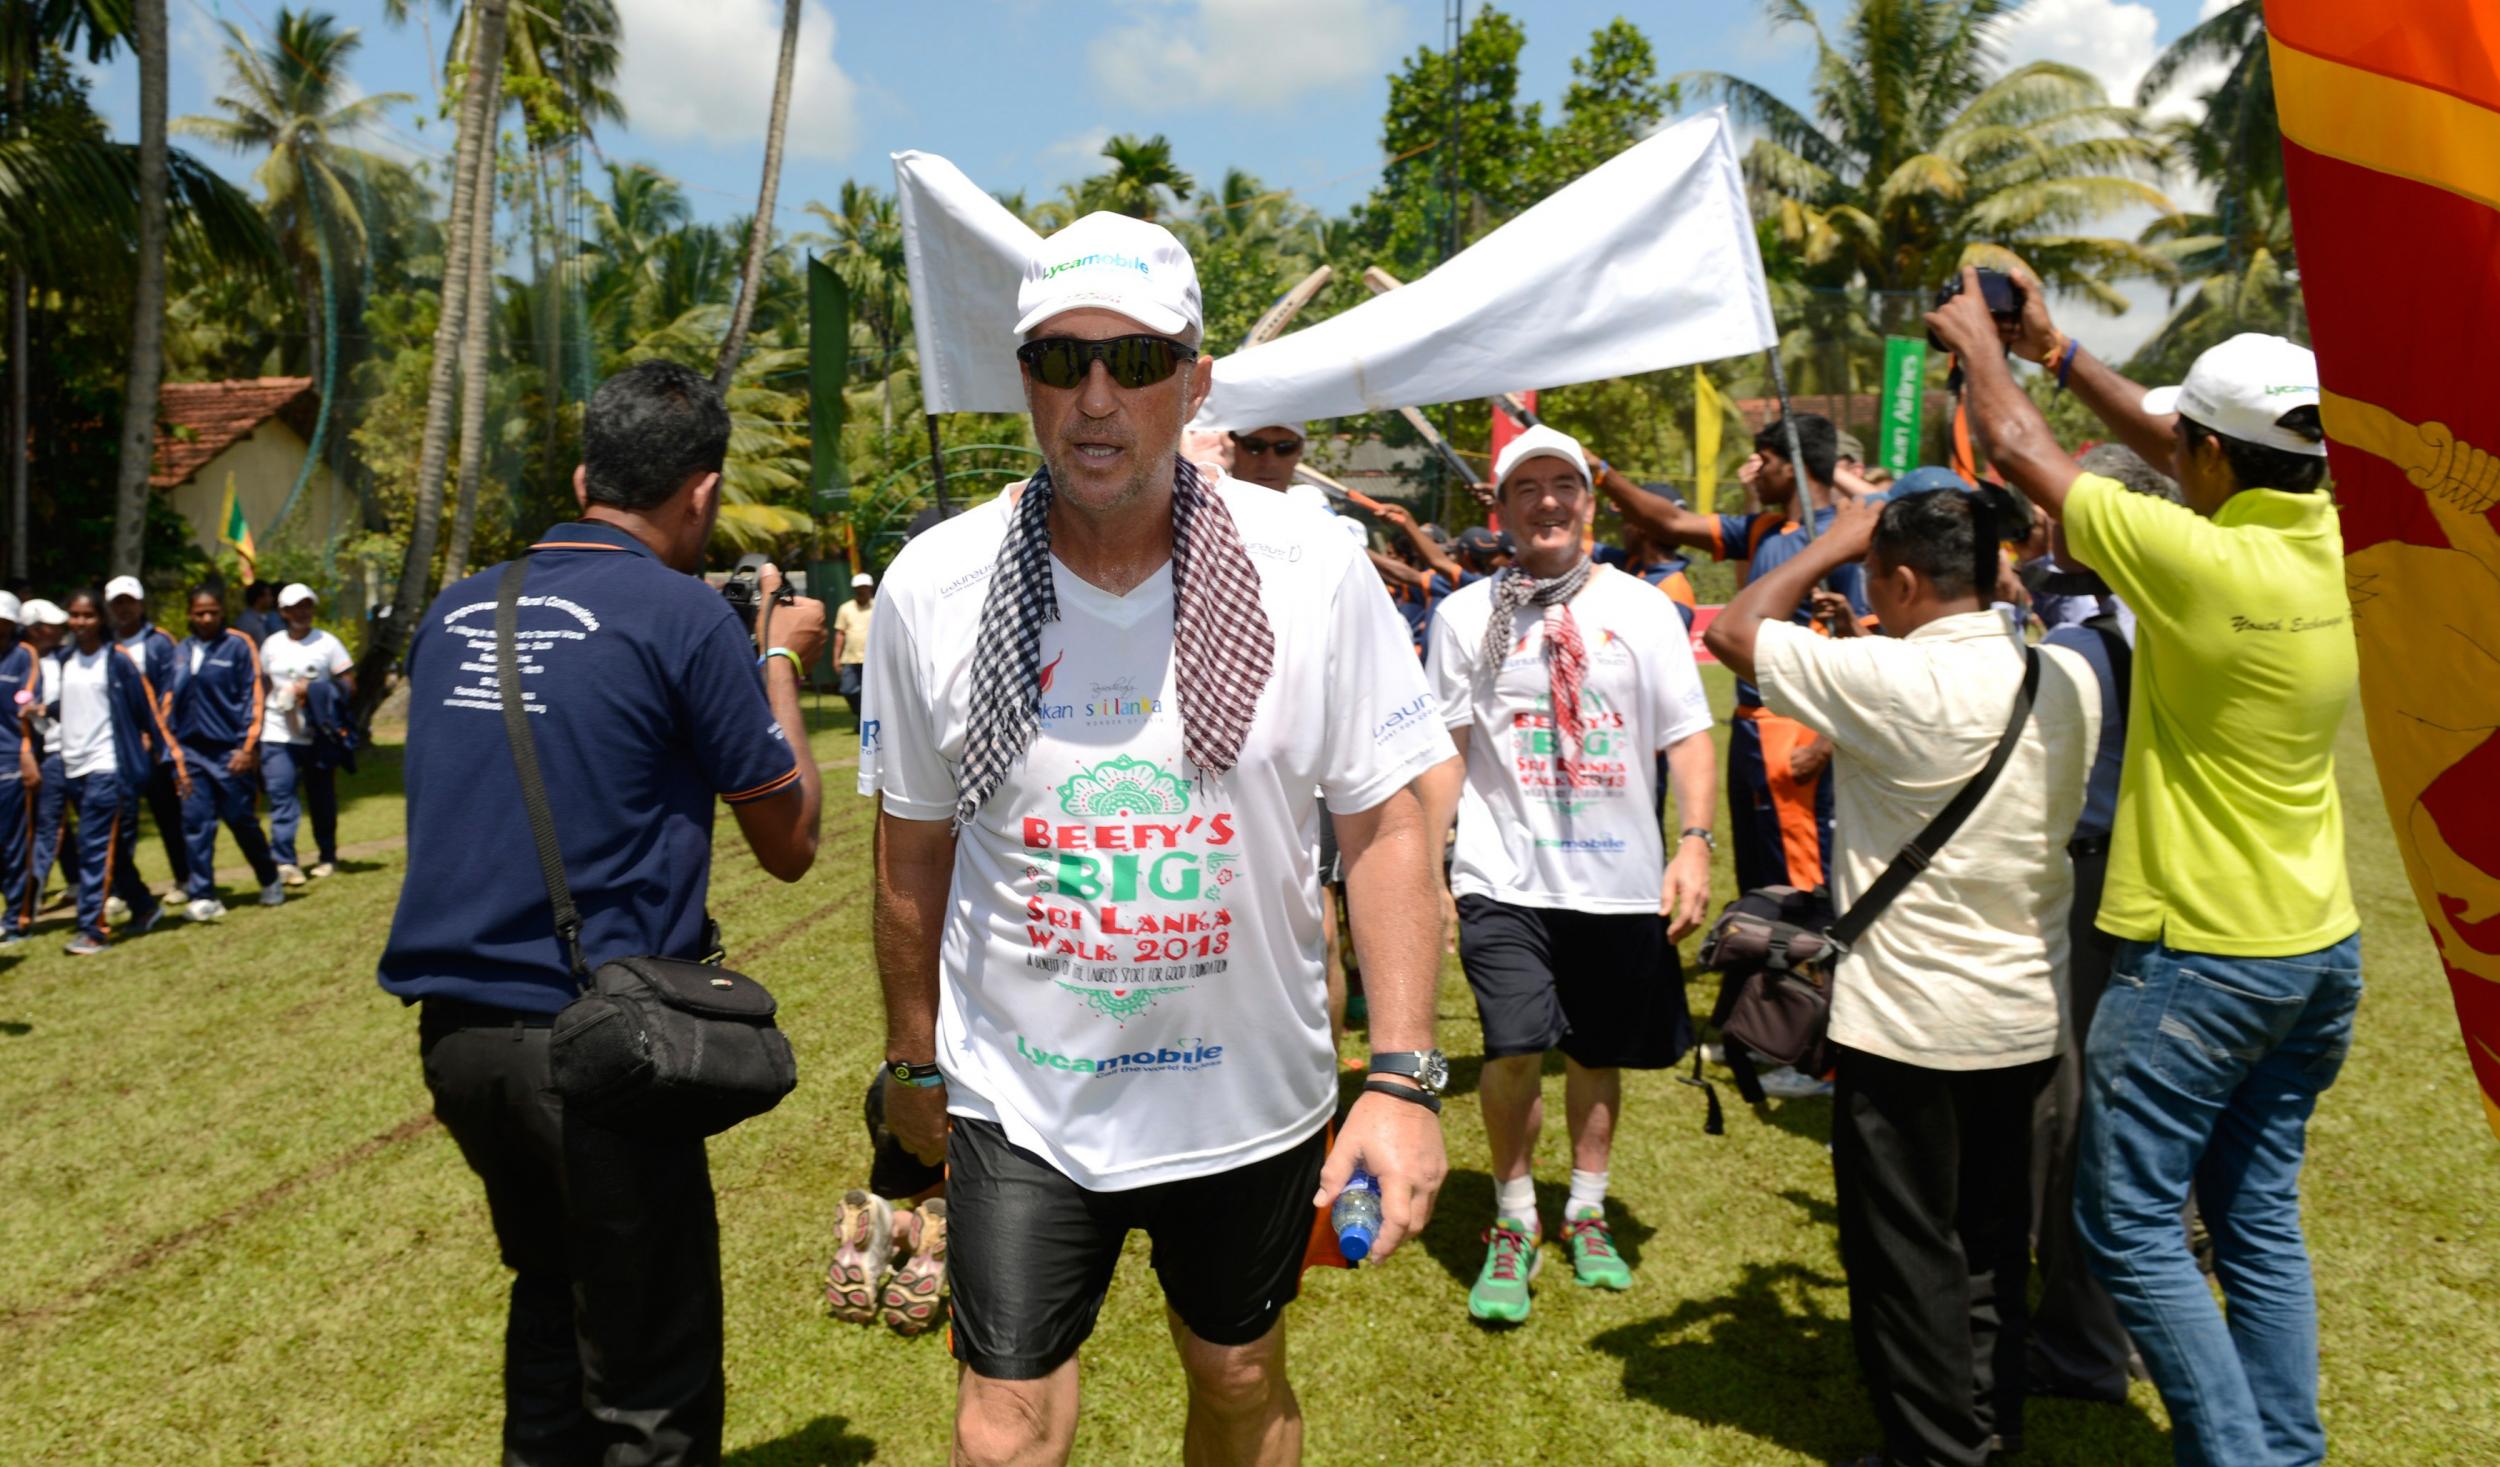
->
[1562, 1205, 1632, 1290]
[1467, 1218, 1542, 1323]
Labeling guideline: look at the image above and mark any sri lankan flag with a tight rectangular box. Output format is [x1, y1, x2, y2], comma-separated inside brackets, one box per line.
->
[218, 471, 256, 584]
[2270, 2, 2500, 1138]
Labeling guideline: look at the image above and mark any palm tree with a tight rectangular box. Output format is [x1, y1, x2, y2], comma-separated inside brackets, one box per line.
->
[177, 7, 413, 541]
[714, 0, 799, 390]
[440, 110, 498, 584]
[1090, 133, 1194, 222]
[360, 0, 507, 723]
[1683, 0, 2174, 320]
[103, 0, 165, 577]
[2139, 0, 2274, 211]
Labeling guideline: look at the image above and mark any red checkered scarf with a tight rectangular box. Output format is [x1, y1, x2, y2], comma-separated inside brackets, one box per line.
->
[1479, 558, 1594, 782]
[955, 457, 1274, 828]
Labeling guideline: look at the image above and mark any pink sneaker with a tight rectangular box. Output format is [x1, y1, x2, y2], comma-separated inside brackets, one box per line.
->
[882, 1199, 949, 1336]
[825, 1189, 893, 1324]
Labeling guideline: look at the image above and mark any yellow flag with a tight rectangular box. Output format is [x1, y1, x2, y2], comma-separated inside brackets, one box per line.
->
[1693, 367, 1725, 515]
[219, 471, 257, 582]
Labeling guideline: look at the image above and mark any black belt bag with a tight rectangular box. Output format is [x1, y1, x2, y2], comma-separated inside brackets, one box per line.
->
[495, 556, 798, 1138]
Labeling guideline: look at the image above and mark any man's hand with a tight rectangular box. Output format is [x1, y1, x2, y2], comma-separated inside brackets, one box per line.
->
[1926, 267, 2009, 366]
[1823, 493, 1881, 558]
[882, 1073, 949, 1165]
[173, 765, 193, 802]
[2005, 258, 2063, 366]
[1314, 1083, 1446, 1263]
[1788, 736, 1832, 784]
[753, 563, 829, 667]
[1662, 840, 1711, 940]
[227, 745, 257, 775]
[1810, 589, 1864, 638]
[1737, 453, 1763, 495]
[1377, 502, 1416, 530]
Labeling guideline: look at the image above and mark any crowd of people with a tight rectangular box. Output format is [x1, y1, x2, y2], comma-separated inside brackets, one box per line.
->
[362, 204, 2362, 1467]
[1, 575, 357, 956]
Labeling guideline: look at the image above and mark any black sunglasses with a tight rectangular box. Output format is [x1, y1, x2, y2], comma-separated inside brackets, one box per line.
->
[1228, 432, 1303, 457]
[1015, 334, 1197, 391]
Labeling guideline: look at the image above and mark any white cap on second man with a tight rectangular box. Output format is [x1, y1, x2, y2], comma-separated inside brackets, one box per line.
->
[278, 582, 317, 608]
[851, 572, 874, 588]
[2142, 333, 2326, 457]
[1015, 212, 1202, 340]
[1494, 424, 1591, 488]
[20, 597, 63, 626]
[104, 574, 145, 602]
[0, 592, 18, 623]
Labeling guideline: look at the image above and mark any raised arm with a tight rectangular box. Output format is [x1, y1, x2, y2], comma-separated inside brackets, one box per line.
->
[1927, 267, 2086, 520]
[2004, 261, 2178, 474]
[1704, 496, 1882, 685]
[1375, 503, 1464, 583]
[1592, 461, 1724, 553]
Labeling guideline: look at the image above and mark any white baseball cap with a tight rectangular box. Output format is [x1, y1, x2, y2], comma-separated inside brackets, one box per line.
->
[1015, 212, 1202, 340]
[104, 574, 145, 603]
[20, 597, 64, 626]
[0, 592, 18, 623]
[851, 572, 874, 588]
[1494, 424, 1591, 489]
[2141, 334, 2326, 457]
[277, 582, 317, 609]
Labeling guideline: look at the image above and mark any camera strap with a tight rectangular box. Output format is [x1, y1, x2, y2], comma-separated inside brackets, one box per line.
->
[496, 555, 590, 983]
[1823, 646, 2041, 956]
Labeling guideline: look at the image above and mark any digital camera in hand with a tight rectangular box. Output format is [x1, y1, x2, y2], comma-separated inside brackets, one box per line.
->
[720, 552, 795, 631]
[1927, 267, 2024, 352]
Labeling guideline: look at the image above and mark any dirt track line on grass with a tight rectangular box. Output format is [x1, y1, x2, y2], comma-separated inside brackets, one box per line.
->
[0, 1111, 438, 1335]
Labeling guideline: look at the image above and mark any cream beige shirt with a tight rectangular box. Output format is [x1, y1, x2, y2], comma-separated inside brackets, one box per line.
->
[833, 598, 874, 665]
[1755, 612, 2100, 1070]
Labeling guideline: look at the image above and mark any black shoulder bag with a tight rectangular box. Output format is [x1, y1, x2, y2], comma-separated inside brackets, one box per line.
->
[496, 556, 799, 1138]
[1690, 648, 2042, 1129]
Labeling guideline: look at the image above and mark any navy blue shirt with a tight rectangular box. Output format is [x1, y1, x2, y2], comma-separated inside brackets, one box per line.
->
[0, 639, 31, 766]
[1711, 500, 1879, 706]
[2044, 618, 2131, 842]
[116, 625, 182, 763]
[172, 628, 265, 748]
[377, 522, 804, 1014]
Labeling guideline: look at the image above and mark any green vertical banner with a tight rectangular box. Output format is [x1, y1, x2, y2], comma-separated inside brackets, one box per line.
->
[1878, 335, 1929, 474]
[807, 256, 851, 683]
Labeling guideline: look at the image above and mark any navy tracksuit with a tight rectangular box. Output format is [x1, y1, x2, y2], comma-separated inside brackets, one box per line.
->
[119, 625, 191, 892]
[49, 642, 184, 943]
[173, 628, 278, 898]
[0, 640, 34, 937]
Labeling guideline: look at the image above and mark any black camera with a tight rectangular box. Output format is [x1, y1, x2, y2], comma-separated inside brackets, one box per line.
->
[1927, 267, 2024, 352]
[719, 552, 795, 631]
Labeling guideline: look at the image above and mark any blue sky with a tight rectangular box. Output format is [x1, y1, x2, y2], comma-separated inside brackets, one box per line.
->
[85, 0, 2231, 355]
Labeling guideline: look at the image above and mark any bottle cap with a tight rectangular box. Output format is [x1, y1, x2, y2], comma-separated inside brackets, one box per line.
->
[1338, 1227, 1374, 1263]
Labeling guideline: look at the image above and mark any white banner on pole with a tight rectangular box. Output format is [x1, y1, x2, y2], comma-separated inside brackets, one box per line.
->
[892, 109, 1775, 424]
[893, 149, 1040, 414]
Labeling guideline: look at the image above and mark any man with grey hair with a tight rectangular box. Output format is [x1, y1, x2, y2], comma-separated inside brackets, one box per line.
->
[861, 211, 1456, 1466]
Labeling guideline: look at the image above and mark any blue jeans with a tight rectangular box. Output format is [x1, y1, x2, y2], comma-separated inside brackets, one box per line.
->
[2074, 935, 2363, 1467]
[262, 742, 336, 869]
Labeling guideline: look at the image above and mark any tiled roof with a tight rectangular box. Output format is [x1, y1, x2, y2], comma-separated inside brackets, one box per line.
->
[151, 377, 317, 489]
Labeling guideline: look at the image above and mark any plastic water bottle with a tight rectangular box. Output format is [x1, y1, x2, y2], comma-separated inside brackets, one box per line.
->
[1332, 1166, 1383, 1263]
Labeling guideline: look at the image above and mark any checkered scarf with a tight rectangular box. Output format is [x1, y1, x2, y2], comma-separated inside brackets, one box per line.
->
[955, 457, 1274, 828]
[1480, 558, 1594, 781]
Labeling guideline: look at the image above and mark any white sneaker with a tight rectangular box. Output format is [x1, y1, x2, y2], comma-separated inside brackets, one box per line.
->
[278, 864, 307, 888]
[1756, 1065, 1834, 1099]
[185, 897, 228, 923]
[104, 895, 131, 923]
[308, 862, 336, 880]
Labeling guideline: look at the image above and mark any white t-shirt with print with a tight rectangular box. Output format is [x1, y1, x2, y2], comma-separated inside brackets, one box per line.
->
[1754, 612, 2100, 1070]
[260, 628, 352, 745]
[60, 646, 115, 778]
[1426, 565, 1715, 913]
[860, 481, 1455, 1191]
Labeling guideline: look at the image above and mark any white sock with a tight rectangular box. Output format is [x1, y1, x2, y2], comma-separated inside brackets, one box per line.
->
[1567, 1168, 1609, 1217]
[1494, 1173, 1537, 1230]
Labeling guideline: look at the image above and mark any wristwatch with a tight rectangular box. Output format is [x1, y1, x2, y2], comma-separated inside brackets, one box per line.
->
[1679, 826, 1717, 853]
[887, 1058, 944, 1089]
[1368, 1048, 1449, 1095]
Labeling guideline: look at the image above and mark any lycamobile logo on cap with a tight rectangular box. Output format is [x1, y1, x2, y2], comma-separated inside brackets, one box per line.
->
[1045, 252, 1152, 281]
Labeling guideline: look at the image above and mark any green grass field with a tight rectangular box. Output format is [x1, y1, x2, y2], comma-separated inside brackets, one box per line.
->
[2, 671, 2495, 1465]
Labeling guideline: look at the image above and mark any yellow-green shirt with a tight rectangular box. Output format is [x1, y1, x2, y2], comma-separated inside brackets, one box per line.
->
[2062, 472, 2359, 956]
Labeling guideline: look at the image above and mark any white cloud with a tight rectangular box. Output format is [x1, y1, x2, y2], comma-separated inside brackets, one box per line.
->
[612, 0, 859, 161]
[1042, 125, 1116, 172]
[1993, 0, 2230, 119]
[1089, 0, 1410, 111]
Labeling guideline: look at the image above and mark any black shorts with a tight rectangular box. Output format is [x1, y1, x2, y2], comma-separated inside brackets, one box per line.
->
[1456, 894, 1694, 1068]
[945, 1116, 1325, 1380]
[1316, 815, 1342, 887]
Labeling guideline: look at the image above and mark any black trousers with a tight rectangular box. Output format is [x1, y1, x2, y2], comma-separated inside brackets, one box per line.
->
[420, 1001, 725, 1467]
[1833, 1045, 2056, 1467]
[144, 761, 190, 889]
[2026, 841, 2135, 1398]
